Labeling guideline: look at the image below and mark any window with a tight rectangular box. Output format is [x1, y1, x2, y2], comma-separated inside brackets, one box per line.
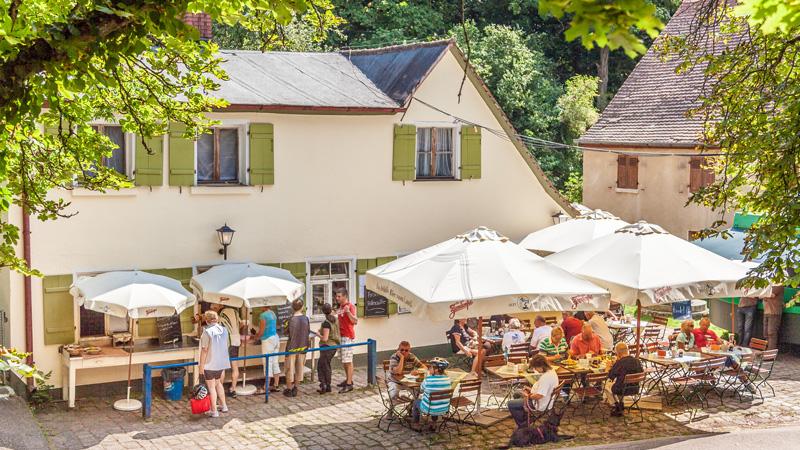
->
[689, 156, 715, 193]
[616, 154, 639, 189]
[416, 127, 455, 178]
[309, 261, 350, 318]
[92, 125, 127, 175]
[198, 128, 239, 184]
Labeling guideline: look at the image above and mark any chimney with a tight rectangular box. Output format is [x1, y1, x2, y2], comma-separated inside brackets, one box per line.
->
[182, 12, 212, 40]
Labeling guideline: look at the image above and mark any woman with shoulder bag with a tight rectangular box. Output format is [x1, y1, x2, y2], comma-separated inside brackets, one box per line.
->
[314, 303, 340, 394]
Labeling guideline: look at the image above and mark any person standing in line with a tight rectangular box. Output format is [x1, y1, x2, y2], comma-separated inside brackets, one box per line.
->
[283, 299, 310, 397]
[336, 288, 358, 393]
[198, 311, 230, 418]
[257, 307, 281, 393]
[763, 285, 785, 350]
[212, 303, 243, 398]
[736, 296, 758, 347]
[314, 303, 340, 394]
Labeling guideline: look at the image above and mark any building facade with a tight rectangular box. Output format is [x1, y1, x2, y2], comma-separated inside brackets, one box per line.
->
[579, 1, 733, 238]
[1, 41, 573, 390]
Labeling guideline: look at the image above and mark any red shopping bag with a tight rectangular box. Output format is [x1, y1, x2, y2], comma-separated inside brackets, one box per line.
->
[190, 396, 210, 414]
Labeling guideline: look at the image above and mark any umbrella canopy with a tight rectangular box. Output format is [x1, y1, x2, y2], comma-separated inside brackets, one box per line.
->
[546, 221, 771, 307]
[190, 263, 305, 308]
[365, 226, 610, 321]
[518, 209, 630, 254]
[70, 271, 196, 319]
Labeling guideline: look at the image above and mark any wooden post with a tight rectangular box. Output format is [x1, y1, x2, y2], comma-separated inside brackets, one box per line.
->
[127, 317, 134, 399]
[476, 315, 484, 375]
[635, 300, 642, 358]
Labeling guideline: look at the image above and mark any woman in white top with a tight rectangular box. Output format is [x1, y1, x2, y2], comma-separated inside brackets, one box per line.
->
[507, 355, 559, 428]
[199, 311, 231, 418]
[501, 318, 527, 353]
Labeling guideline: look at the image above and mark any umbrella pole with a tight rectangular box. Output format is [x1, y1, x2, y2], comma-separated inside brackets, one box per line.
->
[127, 317, 133, 399]
[235, 309, 256, 396]
[730, 301, 735, 344]
[112, 317, 141, 411]
[475, 316, 484, 374]
[635, 301, 642, 358]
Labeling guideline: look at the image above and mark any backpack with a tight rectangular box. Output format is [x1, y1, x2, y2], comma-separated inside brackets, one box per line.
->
[327, 315, 341, 345]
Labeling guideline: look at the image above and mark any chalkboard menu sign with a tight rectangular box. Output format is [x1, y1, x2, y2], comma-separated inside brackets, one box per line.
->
[275, 303, 293, 336]
[364, 289, 389, 317]
[156, 314, 182, 345]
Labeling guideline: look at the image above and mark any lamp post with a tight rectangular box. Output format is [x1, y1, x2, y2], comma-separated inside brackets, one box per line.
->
[551, 212, 570, 225]
[217, 224, 235, 260]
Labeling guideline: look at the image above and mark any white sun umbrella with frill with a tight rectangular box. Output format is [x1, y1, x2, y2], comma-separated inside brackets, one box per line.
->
[70, 271, 196, 412]
[365, 227, 610, 321]
[519, 209, 630, 255]
[190, 263, 305, 395]
[546, 221, 771, 351]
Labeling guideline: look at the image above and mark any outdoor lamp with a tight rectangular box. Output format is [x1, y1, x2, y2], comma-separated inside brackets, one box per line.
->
[552, 212, 570, 225]
[216, 223, 235, 260]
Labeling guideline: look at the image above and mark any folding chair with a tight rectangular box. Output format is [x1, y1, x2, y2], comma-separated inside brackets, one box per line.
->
[376, 361, 412, 431]
[527, 380, 567, 426]
[749, 349, 778, 401]
[620, 372, 647, 424]
[510, 343, 530, 355]
[571, 372, 609, 423]
[650, 316, 672, 339]
[417, 388, 456, 439]
[718, 352, 755, 403]
[450, 379, 482, 434]
[544, 316, 558, 326]
[484, 354, 512, 408]
[640, 326, 662, 346]
[749, 337, 768, 351]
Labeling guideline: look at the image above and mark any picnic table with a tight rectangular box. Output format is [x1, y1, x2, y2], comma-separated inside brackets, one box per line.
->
[638, 351, 714, 400]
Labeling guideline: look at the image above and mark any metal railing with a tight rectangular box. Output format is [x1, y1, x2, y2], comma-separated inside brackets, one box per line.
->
[142, 338, 377, 419]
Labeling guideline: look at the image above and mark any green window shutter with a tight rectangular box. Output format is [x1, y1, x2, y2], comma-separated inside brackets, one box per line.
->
[249, 123, 275, 185]
[375, 257, 399, 314]
[137, 318, 157, 338]
[460, 125, 482, 180]
[43, 275, 76, 345]
[143, 268, 195, 333]
[393, 124, 416, 181]
[356, 259, 381, 317]
[279, 262, 306, 283]
[134, 134, 164, 186]
[168, 122, 195, 186]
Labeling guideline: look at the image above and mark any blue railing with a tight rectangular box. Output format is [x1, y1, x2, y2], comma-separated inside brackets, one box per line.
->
[142, 339, 377, 419]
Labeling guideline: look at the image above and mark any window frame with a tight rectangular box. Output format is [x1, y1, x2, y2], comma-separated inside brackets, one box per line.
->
[196, 126, 244, 185]
[689, 156, 715, 193]
[88, 123, 135, 179]
[414, 123, 461, 180]
[616, 154, 639, 190]
[305, 258, 355, 323]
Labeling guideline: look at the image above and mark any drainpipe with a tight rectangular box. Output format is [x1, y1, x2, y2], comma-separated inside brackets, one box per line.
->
[22, 205, 34, 391]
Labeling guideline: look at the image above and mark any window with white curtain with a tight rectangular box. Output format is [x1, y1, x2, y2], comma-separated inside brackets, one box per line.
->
[197, 128, 239, 184]
[416, 127, 454, 178]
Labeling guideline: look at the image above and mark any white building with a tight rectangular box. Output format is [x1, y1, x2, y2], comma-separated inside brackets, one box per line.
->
[2, 40, 572, 393]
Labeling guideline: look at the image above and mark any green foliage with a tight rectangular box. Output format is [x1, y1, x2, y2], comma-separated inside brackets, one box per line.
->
[30, 371, 54, 409]
[557, 75, 600, 143]
[538, 0, 665, 57]
[329, 0, 451, 47]
[735, 0, 800, 34]
[659, 2, 800, 288]
[0, 347, 41, 381]
[563, 172, 583, 203]
[0, 1, 337, 274]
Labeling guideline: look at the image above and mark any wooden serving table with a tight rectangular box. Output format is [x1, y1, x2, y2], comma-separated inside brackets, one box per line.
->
[61, 343, 200, 408]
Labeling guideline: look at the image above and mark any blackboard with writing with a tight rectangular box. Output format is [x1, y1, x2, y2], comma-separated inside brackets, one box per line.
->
[275, 303, 293, 336]
[156, 314, 182, 346]
[364, 289, 389, 317]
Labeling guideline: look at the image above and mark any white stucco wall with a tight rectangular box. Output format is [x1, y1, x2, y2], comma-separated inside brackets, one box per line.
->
[8, 50, 566, 388]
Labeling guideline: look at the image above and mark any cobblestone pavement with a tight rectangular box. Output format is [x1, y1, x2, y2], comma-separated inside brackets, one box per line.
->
[34, 355, 800, 450]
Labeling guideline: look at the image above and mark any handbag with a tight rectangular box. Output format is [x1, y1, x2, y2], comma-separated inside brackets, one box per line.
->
[190, 396, 211, 414]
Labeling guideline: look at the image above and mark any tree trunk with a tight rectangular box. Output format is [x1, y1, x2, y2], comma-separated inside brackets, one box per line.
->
[597, 46, 609, 111]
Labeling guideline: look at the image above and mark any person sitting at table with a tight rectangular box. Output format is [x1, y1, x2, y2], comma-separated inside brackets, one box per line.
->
[447, 318, 485, 376]
[388, 341, 426, 401]
[507, 355, 559, 429]
[570, 323, 602, 358]
[607, 342, 643, 417]
[692, 317, 722, 349]
[502, 318, 527, 353]
[529, 316, 553, 352]
[410, 357, 452, 431]
[675, 320, 697, 350]
[585, 311, 614, 352]
[561, 312, 583, 345]
[538, 327, 568, 361]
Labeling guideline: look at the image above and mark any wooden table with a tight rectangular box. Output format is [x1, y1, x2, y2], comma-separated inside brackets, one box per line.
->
[61, 344, 200, 408]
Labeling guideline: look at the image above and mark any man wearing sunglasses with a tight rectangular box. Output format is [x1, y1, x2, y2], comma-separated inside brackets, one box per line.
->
[388, 341, 427, 400]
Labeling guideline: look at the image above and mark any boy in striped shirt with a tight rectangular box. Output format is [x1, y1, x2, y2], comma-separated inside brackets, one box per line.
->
[411, 357, 452, 430]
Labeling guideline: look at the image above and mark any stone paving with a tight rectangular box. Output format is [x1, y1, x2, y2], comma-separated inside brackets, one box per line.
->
[33, 354, 800, 450]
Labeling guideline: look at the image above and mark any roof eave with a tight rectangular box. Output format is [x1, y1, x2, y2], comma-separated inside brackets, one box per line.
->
[217, 104, 405, 115]
[577, 139, 717, 150]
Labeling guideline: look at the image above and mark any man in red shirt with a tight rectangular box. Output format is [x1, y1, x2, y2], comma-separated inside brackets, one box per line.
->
[570, 323, 602, 357]
[692, 317, 722, 348]
[561, 312, 583, 345]
[336, 287, 358, 393]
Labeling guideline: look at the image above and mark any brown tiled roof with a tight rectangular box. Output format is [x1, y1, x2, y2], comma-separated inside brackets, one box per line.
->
[579, 1, 714, 148]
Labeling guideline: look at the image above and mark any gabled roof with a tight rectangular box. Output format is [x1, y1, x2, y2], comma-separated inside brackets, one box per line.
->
[579, 1, 712, 148]
[213, 41, 452, 112]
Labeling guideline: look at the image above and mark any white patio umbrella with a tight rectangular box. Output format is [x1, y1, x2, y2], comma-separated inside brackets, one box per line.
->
[546, 221, 771, 351]
[190, 263, 305, 395]
[365, 226, 610, 321]
[519, 209, 630, 255]
[70, 271, 196, 412]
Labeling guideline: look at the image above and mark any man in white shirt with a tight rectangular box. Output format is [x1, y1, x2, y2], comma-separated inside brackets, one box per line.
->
[586, 311, 613, 351]
[529, 316, 553, 351]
